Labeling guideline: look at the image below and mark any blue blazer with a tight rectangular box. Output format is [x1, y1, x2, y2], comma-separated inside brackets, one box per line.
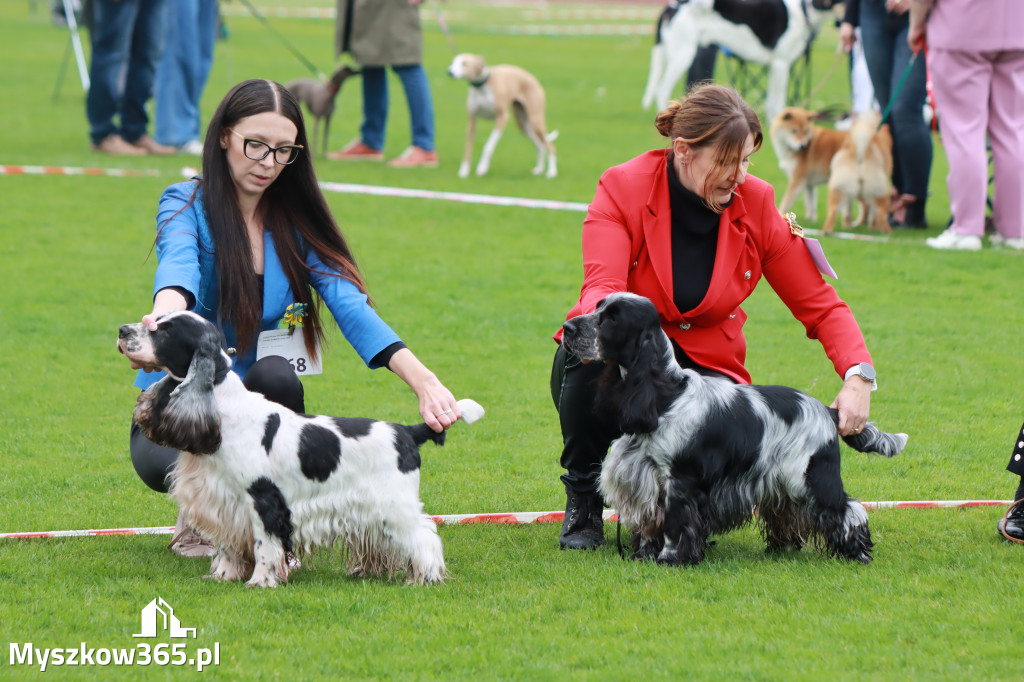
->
[135, 181, 402, 389]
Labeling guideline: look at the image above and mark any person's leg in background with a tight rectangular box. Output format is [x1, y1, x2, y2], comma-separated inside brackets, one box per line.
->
[86, 0, 144, 152]
[926, 48, 990, 244]
[154, 0, 195, 149]
[986, 50, 1024, 247]
[387, 63, 439, 167]
[885, 24, 931, 227]
[686, 44, 719, 87]
[330, 64, 389, 160]
[359, 65, 389, 152]
[155, 0, 217, 151]
[120, 0, 173, 153]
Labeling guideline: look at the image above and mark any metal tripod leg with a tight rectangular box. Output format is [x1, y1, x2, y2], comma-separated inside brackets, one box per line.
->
[52, 0, 90, 101]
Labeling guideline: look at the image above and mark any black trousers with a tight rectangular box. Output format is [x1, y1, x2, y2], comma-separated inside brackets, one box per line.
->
[550, 343, 733, 497]
[1008, 420, 1024, 477]
[129, 356, 304, 493]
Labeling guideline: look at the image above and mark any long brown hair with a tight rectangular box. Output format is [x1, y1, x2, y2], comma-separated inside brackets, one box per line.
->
[654, 84, 763, 212]
[171, 79, 367, 360]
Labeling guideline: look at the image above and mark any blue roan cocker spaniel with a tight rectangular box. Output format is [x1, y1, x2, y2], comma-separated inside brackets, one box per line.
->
[561, 292, 907, 566]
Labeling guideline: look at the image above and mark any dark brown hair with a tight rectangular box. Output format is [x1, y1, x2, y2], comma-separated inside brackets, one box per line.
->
[167, 79, 367, 361]
[655, 84, 763, 212]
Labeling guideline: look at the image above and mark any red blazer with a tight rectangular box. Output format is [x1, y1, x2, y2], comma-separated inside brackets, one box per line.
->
[555, 149, 871, 384]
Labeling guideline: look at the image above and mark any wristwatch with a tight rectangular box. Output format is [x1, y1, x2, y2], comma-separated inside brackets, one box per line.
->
[845, 362, 877, 390]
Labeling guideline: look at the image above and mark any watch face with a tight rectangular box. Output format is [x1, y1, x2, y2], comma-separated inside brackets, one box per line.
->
[859, 363, 876, 381]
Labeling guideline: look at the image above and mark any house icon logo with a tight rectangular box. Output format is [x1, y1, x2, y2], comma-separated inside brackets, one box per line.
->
[132, 597, 197, 639]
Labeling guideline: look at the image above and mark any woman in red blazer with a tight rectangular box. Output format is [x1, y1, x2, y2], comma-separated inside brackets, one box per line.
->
[552, 85, 878, 550]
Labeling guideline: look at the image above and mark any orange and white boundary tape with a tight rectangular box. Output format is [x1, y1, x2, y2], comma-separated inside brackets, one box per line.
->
[0, 162, 894, 241]
[318, 180, 591, 212]
[0, 164, 161, 178]
[0, 501, 1013, 540]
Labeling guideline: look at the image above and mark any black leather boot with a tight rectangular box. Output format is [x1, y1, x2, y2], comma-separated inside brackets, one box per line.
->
[997, 499, 1024, 543]
[559, 488, 605, 550]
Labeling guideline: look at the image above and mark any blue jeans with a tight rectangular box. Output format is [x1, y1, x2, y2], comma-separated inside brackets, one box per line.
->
[359, 64, 435, 152]
[154, 0, 218, 147]
[858, 0, 932, 200]
[86, 0, 169, 145]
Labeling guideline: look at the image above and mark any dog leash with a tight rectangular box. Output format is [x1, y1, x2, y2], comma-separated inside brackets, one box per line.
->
[432, 5, 458, 53]
[237, 0, 327, 81]
[877, 50, 920, 131]
[799, 48, 846, 110]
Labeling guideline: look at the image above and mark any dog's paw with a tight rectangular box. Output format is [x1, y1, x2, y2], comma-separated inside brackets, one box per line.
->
[245, 571, 281, 588]
[458, 162, 470, 178]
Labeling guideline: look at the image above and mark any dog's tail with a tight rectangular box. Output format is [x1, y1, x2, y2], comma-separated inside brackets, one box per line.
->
[407, 398, 486, 447]
[456, 398, 486, 424]
[841, 423, 908, 458]
[849, 114, 881, 164]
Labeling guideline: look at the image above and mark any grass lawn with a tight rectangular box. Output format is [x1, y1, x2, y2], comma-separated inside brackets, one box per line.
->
[1, 1, 1021, 679]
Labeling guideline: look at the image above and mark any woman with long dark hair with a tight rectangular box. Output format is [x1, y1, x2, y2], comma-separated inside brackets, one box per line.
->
[126, 79, 462, 555]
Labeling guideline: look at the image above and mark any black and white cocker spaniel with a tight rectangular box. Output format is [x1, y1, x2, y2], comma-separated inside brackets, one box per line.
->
[117, 311, 484, 587]
[561, 292, 907, 566]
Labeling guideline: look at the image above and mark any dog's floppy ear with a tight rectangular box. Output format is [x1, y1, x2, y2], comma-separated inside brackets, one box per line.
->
[616, 328, 663, 435]
[135, 325, 222, 454]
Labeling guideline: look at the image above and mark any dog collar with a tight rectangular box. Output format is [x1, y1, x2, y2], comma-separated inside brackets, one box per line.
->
[469, 69, 490, 88]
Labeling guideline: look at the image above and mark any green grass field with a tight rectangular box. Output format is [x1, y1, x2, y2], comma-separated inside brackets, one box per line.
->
[2, 1, 1021, 679]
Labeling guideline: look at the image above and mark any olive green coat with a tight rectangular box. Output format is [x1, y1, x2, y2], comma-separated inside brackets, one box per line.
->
[335, 0, 423, 67]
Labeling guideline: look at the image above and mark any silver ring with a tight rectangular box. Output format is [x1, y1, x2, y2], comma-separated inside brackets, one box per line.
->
[441, 409, 454, 415]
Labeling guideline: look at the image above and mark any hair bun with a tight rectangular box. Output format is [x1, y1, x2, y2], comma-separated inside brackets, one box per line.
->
[655, 100, 683, 137]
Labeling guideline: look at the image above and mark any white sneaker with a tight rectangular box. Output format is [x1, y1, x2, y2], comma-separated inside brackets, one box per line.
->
[990, 234, 1024, 250]
[926, 228, 982, 251]
[179, 140, 204, 155]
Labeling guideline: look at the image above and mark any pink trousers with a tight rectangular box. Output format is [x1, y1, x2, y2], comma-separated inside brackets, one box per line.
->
[929, 47, 1024, 238]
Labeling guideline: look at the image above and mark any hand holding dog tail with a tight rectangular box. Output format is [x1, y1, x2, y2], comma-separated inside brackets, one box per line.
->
[407, 399, 485, 447]
[841, 424, 908, 458]
[455, 398, 485, 424]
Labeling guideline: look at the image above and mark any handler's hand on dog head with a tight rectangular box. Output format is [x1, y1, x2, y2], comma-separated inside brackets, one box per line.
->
[125, 314, 163, 372]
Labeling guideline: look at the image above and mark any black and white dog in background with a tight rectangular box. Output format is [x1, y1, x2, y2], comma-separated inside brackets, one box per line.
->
[117, 311, 484, 587]
[641, 0, 836, 120]
[561, 293, 907, 566]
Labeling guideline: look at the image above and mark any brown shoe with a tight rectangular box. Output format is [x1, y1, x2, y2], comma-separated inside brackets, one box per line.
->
[388, 145, 439, 168]
[327, 139, 384, 161]
[92, 134, 148, 156]
[131, 135, 177, 156]
[168, 509, 216, 557]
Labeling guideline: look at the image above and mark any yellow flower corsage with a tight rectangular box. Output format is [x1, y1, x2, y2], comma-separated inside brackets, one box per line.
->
[283, 303, 308, 335]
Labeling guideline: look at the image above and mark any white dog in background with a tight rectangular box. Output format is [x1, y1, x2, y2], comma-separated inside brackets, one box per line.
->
[641, 0, 836, 120]
[447, 53, 558, 179]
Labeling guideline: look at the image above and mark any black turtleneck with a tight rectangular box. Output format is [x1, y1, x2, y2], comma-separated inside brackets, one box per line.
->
[667, 156, 728, 314]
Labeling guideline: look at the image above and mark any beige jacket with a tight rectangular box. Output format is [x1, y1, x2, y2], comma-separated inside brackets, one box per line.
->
[335, 0, 423, 66]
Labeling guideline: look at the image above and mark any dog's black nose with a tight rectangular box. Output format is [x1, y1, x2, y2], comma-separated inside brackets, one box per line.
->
[118, 325, 133, 339]
[562, 319, 577, 338]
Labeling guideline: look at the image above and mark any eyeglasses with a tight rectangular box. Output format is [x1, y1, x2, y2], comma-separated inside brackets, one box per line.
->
[230, 129, 303, 165]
